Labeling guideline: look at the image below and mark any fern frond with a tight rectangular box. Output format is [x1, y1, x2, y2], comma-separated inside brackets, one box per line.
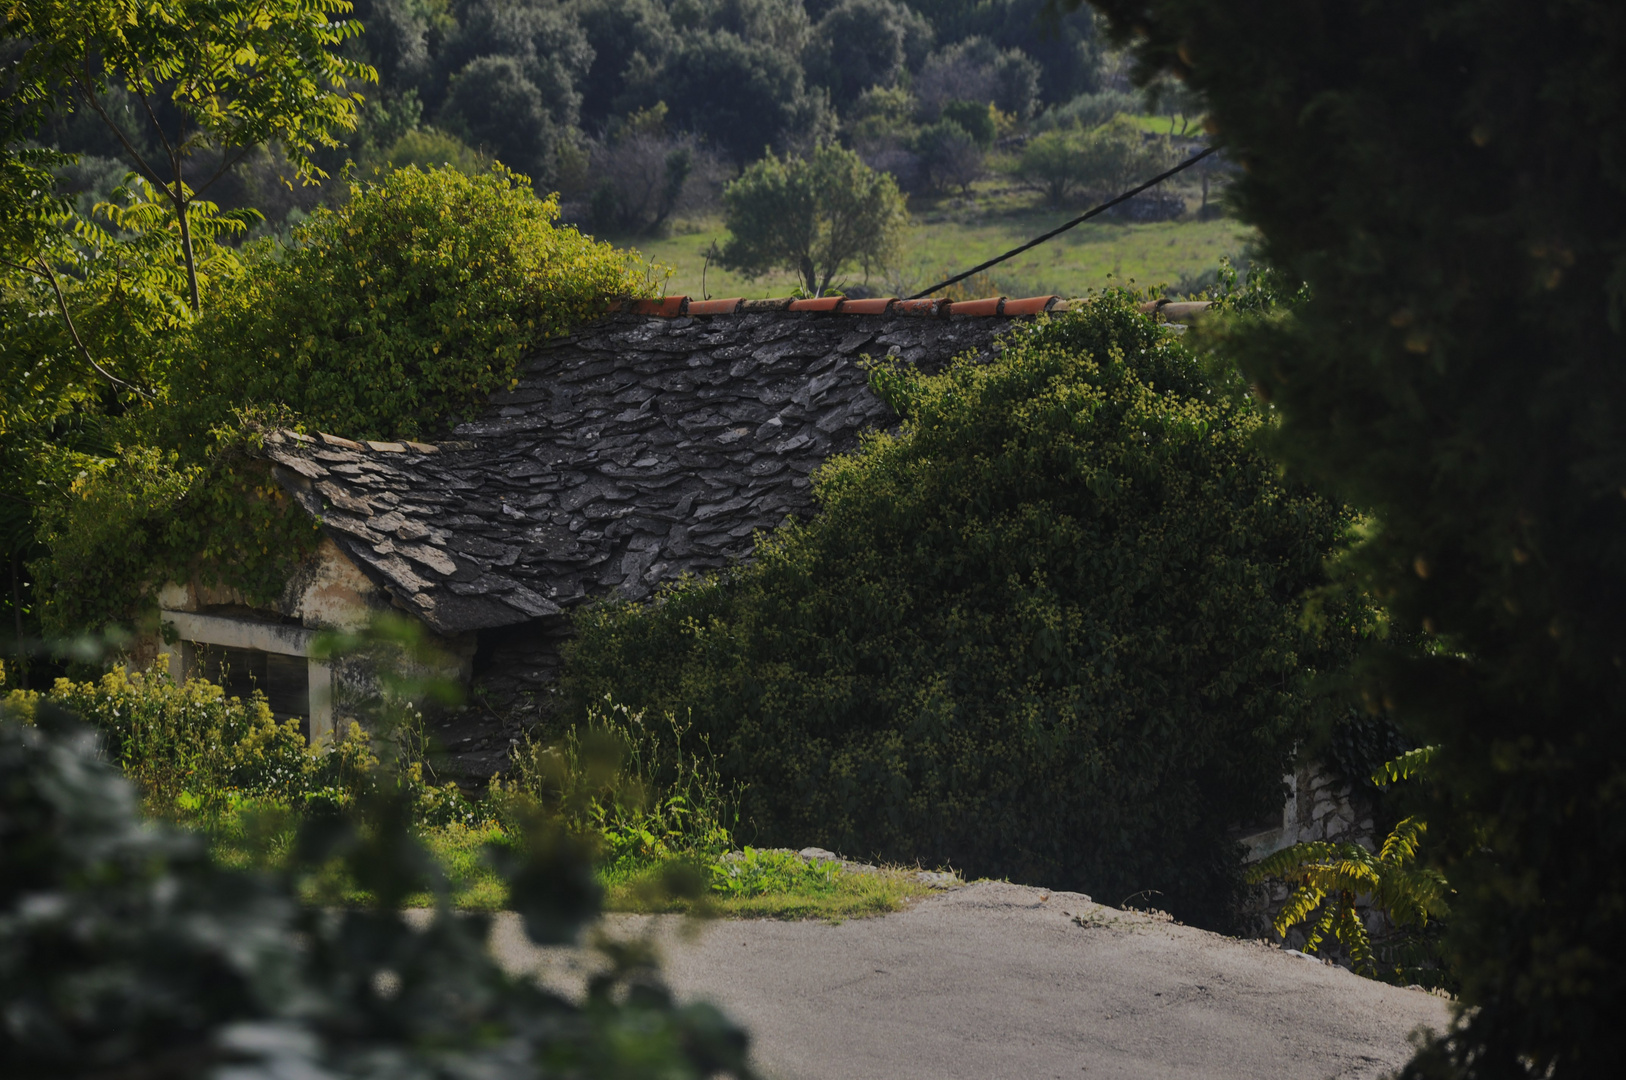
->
[1249, 840, 1341, 882]
[1333, 895, 1376, 977]
[1372, 745, 1437, 786]
[1272, 884, 1327, 938]
[1303, 896, 1337, 955]
[1378, 815, 1427, 863]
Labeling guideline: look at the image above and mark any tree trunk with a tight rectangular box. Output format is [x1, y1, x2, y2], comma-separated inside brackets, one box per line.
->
[800, 255, 817, 297]
[176, 193, 201, 312]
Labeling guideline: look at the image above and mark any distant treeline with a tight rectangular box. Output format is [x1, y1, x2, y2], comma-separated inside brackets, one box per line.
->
[39, 0, 1185, 234]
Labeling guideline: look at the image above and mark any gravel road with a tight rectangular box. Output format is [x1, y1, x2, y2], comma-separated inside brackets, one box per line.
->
[488, 880, 1450, 1080]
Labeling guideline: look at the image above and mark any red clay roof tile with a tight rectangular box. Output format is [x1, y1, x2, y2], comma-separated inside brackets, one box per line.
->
[631, 296, 687, 316]
[947, 297, 1003, 316]
[1001, 295, 1062, 315]
[893, 298, 947, 316]
[836, 297, 896, 314]
[604, 294, 1114, 320]
[787, 296, 844, 312]
[686, 297, 744, 315]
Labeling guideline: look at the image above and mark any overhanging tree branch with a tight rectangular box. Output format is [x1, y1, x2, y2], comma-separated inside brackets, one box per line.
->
[2, 254, 152, 399]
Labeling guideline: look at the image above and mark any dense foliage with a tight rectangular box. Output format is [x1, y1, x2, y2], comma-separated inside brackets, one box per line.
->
[173, 165, 650, 441]
[564, 297, 1370, 924]
[0, 702, 754, 1079]
[3, 0, 374, 311]
[1084, 0, 1626, 1073]
[2, 662, 381, 813]
[19, 165, 656, 635]
[30, 429, 322, 637]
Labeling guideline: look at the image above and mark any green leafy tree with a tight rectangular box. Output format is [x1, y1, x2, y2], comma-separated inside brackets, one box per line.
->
[2, 0, 375, 312]
[913, 118, 983, 193]
[564, 298, 1373, 924]
[650, 32, 822, 168]
[439, 54, 562, 182]
[570, 0, 678, 129]
[1017, 115, 1173, 206]
[433, 0, 592, 128]
[1083, 0, 1626, 1074]
[718, 144, 906, 296]
[803, 0, 931, 112]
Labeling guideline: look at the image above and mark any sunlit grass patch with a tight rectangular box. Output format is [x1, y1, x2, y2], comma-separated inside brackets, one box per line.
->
[603, 847, 950, 922]
[635, 202, 1251, 300]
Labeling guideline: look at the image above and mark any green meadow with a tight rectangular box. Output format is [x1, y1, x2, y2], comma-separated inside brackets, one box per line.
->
[628, 181, 1253, 301]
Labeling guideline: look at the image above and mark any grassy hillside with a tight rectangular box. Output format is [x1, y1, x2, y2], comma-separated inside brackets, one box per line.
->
[626, 181, 1253, 301]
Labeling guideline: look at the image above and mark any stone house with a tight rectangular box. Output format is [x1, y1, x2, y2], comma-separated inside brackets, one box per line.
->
[154, 293, 1081, 765]
[152, 290, 1360, 868]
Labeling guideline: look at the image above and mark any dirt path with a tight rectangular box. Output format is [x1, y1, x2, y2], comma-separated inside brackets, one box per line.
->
[489, 880, 1450, 1080]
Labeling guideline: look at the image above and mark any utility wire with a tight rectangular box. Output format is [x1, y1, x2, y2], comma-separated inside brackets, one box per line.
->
[907, 144, 1219, 301]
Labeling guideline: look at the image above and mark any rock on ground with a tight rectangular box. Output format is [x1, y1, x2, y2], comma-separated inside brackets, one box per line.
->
[489, 880, 1450, 1080]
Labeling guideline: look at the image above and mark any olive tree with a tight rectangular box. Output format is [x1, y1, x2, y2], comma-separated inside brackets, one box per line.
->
[717, 144, 906, 296]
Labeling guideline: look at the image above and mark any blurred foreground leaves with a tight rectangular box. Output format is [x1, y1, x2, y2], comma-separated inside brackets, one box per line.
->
[0, 701, 754, 1079]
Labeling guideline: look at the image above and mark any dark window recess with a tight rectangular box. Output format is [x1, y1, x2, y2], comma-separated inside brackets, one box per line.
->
[195, 646, 309, 719]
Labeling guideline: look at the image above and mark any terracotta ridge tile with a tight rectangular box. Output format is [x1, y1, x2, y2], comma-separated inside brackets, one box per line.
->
[686, 297, 744, 315]
[835, 297, 896, 314]
[1001, 295, 1062, 316]
[787, 296, 844, 312]
[629, 295, 687, 316]
[893, 298, 948, 316]
[946, 296, 1004, 316]
[739, 297, 795, 311]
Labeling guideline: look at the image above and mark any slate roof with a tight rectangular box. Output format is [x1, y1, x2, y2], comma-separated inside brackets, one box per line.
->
[262, 294, 1188, 636]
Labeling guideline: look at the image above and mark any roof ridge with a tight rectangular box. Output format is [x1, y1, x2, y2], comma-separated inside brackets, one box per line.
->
[608, 295, 1213, 320]
[610, 294, 1067, 318]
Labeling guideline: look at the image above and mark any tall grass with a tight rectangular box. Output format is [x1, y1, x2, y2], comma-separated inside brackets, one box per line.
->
[495, 697, 739, 868]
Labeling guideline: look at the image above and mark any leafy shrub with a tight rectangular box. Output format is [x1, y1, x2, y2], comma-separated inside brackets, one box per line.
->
[0, 704, 754, 1079]
[172, 165, 657, 441]
[30, 423, 322, 635]
[939, 100, 998, 148]
[1018, 116, 1173, 206]
[1033, 90, 1143, 133]
[495, 697, 738, 868]
[564, 296, 1371, 924]
[913, 119, 984, 194]
[378, 126, 487, 175]
[0, 659, 465, 828]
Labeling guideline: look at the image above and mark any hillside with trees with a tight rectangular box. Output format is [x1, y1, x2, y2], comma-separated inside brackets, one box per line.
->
[27, 0, 1197, 244]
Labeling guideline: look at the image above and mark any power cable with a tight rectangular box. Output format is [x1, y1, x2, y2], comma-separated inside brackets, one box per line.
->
[907, 144, 1220, 300]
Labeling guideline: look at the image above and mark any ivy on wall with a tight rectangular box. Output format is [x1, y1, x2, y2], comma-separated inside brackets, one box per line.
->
[32, 423, 322, 636]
